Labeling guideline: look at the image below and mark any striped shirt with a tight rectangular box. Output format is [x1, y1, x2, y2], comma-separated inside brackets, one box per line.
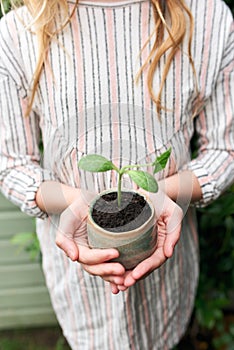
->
[0, 0, 234, 349]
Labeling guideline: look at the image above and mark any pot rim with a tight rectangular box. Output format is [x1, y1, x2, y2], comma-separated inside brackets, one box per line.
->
[87, 188, 155, 236]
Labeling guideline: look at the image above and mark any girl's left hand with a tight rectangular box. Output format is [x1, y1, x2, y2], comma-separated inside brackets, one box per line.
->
[109, 191, 183, 294]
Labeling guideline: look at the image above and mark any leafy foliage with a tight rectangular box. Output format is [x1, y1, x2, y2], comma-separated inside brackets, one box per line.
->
[78, 154, 116, 173]
[194, 185, 234, 348]
[152, 148, 172, 174]
[78, 149, 171, 206]
[11, 231, 41, 262]
[225, 0, 234, 13]
[127, 170, 158, 193]
[0, 0, 10, 17]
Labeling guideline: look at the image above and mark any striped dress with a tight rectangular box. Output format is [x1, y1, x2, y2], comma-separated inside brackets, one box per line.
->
[0, 0, 234, 349]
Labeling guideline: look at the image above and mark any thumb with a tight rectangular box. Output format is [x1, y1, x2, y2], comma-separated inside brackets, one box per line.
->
[56, 232, 79, 261]
[163, 222, 181, 258]
[163, 203, 183, 258]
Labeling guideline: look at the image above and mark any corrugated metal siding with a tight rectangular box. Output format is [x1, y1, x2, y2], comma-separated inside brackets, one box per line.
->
[0, 194, 57, 329]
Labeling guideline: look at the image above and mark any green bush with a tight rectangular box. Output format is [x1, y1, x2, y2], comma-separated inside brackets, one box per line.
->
[194, 185, 234, 348]
[0, 0, 10, 16]
[225, 0, 234, 13]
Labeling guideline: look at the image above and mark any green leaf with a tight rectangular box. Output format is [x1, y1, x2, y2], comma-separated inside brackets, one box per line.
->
[153, 148, 171, 174]
[127, 170, 158, 193]
[11, 232, 35, 246]
[78, 154, 115, 173]
[11, 232, 41, 262]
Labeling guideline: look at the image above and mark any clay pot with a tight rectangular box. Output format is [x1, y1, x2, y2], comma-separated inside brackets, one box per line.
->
[87, 189, 157, 269]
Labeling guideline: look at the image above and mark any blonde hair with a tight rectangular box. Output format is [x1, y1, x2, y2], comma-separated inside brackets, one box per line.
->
[137, 0, 197, 114]
[4, 0, 196, 116]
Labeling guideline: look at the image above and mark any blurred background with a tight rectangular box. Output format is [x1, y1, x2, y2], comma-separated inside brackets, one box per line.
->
[0, 1, 234, 349]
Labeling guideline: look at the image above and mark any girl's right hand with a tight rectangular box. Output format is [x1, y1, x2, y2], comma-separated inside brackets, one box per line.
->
[55, 193, 126, 285]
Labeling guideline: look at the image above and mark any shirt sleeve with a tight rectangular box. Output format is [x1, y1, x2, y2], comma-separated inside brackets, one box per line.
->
[186, 21, 234, 208]
[0, 12, 56, 218]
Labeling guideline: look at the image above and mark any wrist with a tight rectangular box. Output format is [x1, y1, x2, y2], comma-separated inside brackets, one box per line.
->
[64, 185, 81, 206]
[36, 181, 81, 214]
[158, 170, 202, 204]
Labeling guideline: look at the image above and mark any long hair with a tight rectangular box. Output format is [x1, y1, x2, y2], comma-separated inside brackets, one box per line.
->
[137, 0, 197, 115]
[3, 0, 196, 116]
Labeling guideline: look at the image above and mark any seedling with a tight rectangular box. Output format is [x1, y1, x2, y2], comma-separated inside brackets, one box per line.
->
[78, 148, 171, 207]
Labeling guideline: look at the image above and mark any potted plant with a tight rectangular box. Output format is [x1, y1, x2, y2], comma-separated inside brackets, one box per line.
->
[78, 148, 171, 269]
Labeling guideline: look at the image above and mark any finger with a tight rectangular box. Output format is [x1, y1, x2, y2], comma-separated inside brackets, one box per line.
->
[81, 261, 125, 277]
[123, 270, 137, 287]
[110, 283, 120, 294]
[116, 285, 129, 292]
[109, 282, 128, 294]
[78, 245, 120, 265]
[56, 232, 79, 261]
[102, 275, 126, 285]
[125, 247, 166, 286]
[124, 274, 137, 287]
[164, 211, 182, 258]
[163, 230, 180, 258]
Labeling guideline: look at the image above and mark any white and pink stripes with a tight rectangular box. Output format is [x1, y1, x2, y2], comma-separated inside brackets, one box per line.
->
[0, 0, 234, 349]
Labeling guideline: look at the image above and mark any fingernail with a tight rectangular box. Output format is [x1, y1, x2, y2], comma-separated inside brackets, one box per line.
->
[171, 243, 176, 251]
[69, 251, 75, 260]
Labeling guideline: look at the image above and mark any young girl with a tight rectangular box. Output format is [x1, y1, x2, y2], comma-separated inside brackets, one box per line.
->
[0, 0, 233, 349]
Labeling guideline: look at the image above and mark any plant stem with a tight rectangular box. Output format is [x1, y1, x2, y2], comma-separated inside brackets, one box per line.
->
[118, 173, 122, 207]
[117, 163, 154, 206]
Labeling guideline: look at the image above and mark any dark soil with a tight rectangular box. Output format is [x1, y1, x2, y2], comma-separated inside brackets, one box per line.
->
[91, 191, 152, 232]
